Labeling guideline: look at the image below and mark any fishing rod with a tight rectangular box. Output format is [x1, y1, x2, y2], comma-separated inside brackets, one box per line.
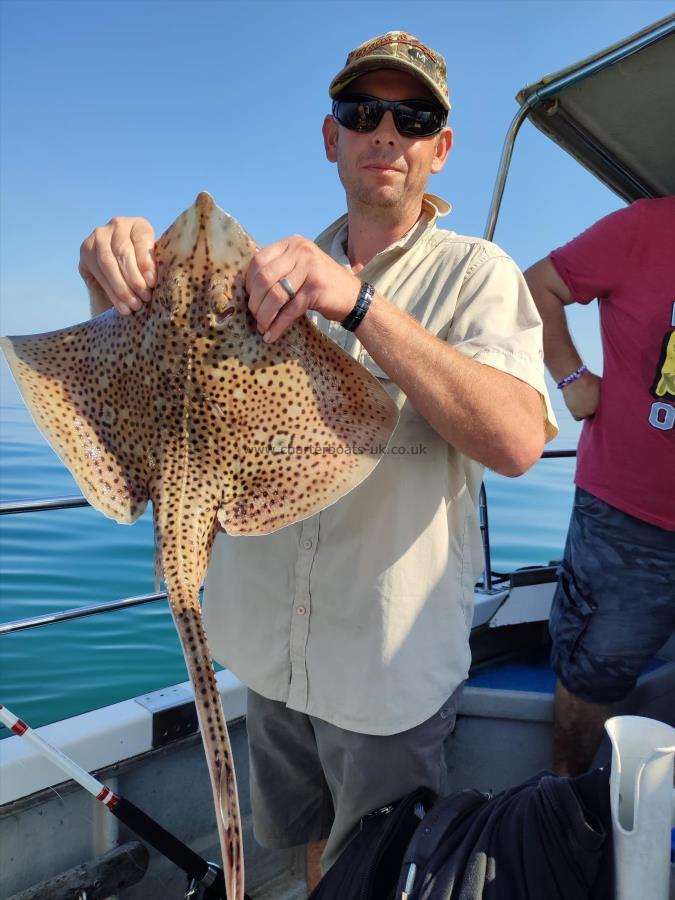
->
[0, 702, 246, 900]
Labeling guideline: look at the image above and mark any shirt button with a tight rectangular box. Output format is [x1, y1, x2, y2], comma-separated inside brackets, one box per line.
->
[303, 539, 313, 550]
[296, 606, 306, 616]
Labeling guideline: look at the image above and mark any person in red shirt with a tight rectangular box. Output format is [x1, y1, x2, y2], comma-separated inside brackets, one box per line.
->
[525, 198, 675, 776]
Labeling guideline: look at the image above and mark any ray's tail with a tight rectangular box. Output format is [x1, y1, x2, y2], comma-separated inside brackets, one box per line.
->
[165, 579, 245, 900]
[153, 485, 245, 900]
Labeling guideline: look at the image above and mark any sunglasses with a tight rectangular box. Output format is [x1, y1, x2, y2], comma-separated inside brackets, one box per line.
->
[332, 94, 447, 138]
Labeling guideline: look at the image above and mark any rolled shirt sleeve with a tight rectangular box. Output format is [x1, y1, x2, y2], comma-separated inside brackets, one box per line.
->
[448, 250, 558, 441]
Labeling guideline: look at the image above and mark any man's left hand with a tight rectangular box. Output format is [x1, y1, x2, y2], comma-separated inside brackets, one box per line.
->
[245, 236, 362, 342]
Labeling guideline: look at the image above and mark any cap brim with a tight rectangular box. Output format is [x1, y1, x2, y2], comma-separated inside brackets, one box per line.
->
[329, 57, 450, 111]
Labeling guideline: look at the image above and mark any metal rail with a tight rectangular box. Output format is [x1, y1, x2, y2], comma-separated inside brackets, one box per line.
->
[483, 104, 531, 242]
[0, 591, 173, 636]
[539, 449, 576, 458]
[478, 483, 493, 591]
[0, 496, 90, 515]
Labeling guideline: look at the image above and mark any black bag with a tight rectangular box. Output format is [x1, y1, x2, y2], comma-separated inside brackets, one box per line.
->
[310, 769, 612, 900]
[307, 786, 437, 900]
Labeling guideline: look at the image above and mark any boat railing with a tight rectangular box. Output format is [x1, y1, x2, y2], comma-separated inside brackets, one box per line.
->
[0, 590, 171, 635]
[0, 449, 576, 635]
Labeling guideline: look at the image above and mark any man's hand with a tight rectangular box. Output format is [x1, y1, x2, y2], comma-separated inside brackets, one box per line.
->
[79, 217, 157, 315]
[561, 371, 601, 421]
[245, 236, 362, 342]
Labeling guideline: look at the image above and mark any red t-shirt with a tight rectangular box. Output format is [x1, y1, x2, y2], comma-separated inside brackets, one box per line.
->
[550, 197, 675, 531]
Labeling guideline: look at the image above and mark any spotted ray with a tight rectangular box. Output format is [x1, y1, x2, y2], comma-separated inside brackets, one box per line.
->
[0, 192, 399, 900]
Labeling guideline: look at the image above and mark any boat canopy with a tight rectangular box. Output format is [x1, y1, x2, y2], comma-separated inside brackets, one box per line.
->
[516, 14, 675, 202]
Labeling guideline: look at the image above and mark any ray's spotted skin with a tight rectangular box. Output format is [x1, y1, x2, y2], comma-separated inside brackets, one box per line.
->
[0, 192, 398, 900]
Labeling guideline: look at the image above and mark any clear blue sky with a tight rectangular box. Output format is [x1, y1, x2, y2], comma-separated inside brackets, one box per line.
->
[0, 0, 671, 417]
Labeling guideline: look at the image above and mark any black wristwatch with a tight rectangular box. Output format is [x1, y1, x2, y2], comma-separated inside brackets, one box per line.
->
[341, 282, 375, 332]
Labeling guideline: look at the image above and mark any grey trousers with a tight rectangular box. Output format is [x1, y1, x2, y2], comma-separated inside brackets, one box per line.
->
[246, 684, 463, 873]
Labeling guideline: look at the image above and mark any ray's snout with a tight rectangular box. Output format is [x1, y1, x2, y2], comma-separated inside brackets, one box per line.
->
[196, 191, 216, 215]
[152, 193, 259, 326]
[159, 192, 255, 273]
[191, 192, 240, 252]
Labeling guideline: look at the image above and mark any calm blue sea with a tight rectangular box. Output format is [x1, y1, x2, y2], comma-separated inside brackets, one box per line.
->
[0, 389, 579, 736]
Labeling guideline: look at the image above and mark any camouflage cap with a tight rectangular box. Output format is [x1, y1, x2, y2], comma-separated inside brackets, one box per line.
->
[329, 31, 450, 112]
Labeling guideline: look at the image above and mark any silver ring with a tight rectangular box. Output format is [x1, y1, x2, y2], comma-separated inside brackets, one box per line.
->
[279, 277, 296, 301]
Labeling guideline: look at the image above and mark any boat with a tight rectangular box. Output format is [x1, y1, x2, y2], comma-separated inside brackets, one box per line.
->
[1, 14, 674, 899]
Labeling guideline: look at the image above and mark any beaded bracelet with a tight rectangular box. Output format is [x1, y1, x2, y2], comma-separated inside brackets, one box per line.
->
[341, 282, 375, 332]
[556, 364, 587, 390]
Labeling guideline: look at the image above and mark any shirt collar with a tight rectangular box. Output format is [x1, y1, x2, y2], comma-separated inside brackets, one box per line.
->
[315, 193, 452, 269]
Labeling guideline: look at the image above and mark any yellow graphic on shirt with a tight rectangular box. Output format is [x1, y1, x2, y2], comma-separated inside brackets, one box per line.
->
[651, 331, 675, 403]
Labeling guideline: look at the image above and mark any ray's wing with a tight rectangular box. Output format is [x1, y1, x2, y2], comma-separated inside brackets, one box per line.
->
[1, 310, 155, 523]
[189, 313, 399, 536]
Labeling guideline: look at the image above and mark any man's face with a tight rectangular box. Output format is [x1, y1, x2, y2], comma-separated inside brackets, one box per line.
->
[323, 69, 452, 213]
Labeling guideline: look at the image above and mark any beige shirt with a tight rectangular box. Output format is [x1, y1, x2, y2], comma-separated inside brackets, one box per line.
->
[203, 194, 558, 735]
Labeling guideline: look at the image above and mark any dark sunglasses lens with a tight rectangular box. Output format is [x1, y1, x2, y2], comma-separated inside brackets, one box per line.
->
[334, 97, 445, 137]
[333, 98, 382, 132]
[394, 102, 444, 136]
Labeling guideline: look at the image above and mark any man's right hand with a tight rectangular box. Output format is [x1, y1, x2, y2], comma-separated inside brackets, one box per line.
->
[79, 217, 157, 315]
[562, 370, 601, 421]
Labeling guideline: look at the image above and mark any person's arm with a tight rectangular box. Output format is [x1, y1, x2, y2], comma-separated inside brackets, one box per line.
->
[524, 257, 600, 422]
[352, 293, 545, 477]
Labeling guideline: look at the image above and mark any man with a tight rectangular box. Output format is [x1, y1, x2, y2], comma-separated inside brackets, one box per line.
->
[525, 198, 675, 778]
[79, 32, 556, 889]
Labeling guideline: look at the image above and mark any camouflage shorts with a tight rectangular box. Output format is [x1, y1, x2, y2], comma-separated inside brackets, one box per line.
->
[549, 487, 675, 704]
